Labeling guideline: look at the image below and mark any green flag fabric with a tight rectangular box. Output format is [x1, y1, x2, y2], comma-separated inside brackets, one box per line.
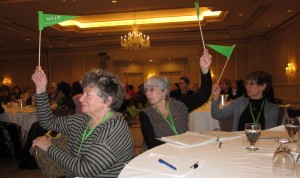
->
[194, 0, 200, 20]
[206, 44, 236, 59]
[38, 11, 78, 30]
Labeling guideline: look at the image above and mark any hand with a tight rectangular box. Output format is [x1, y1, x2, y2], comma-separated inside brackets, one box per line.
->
[32, 135, 53, 152]
[31, 66, 47, 94]
[200, 49, 212, 74]
[212, 83, 221, 100]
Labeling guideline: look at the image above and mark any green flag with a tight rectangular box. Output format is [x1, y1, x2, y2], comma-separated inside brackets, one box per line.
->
[206, 44, 236, 59]
[194, 0, 200, 20]
[38, 11, 78, 30]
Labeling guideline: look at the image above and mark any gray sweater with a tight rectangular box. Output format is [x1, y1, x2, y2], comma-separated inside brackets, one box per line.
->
[36, 92, 135, 177]
[211, 96, 279, 131]
[140, 100, 188, 149]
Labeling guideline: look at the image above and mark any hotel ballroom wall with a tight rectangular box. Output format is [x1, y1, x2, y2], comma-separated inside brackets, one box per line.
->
[0, 15, 299, 104]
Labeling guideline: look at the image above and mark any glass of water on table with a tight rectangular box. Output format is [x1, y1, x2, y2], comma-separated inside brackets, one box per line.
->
[285, 117, 299, 143]
[245, 123, 261, 151]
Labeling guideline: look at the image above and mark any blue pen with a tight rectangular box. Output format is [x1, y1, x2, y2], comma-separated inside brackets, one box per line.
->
[158, 159, 177, 170]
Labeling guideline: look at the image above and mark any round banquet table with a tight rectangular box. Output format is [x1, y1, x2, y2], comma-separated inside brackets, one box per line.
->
[119, 126, 298, 178]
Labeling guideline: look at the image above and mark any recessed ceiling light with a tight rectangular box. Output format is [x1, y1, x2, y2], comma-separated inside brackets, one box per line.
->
[238, 13, 244, 17]
[149, 59, 152, 62]
[112, 0, 117, 3]
[184, 28, 189, 31]
[267, 24, 271, 27]
[26, 38, 30, 41]
[169, 58, 171, 61]
[286, 9, 292, 13]
[99, 33, 103, 36]
[49, 45, 52, 48]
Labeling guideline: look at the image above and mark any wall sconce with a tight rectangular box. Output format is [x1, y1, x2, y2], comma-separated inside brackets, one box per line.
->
[2, 77, 12, 86]
[285, 62, 296, 76]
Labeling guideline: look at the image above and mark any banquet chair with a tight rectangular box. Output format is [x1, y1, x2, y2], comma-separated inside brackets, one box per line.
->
[34, 133, 68, 178]
[0, 123, 14, 157]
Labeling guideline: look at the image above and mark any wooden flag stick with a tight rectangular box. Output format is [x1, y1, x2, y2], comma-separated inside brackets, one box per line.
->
[197, 20, 206, 50]
[217, 58, 230, 83]
[38, 30, 41, 67]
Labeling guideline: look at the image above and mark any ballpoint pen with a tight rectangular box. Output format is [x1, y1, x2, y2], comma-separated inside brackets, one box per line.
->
[190, 161, 199, 169]
[158, 159, 177, 170]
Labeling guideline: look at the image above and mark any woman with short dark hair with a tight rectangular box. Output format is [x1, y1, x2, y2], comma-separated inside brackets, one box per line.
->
[211, 70, 279, 131]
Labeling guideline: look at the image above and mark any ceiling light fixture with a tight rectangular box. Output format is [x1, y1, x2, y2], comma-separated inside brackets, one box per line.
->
[121, 13, 150, 50]
[59, 8, 223, 28]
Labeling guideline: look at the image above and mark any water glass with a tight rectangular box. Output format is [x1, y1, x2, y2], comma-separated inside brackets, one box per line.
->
[245, 123, 261, 151]
[285, 117, 299, 142]
[272, 138, 295, 176]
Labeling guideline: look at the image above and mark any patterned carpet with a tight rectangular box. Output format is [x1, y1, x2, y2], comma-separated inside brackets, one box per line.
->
[0, 158, 42, 178]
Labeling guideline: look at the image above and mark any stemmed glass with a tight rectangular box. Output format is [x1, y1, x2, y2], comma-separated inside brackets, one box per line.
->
[285, 117, 299, 142]
[245, 123, 261, 151]
[272, 138, 295, 176]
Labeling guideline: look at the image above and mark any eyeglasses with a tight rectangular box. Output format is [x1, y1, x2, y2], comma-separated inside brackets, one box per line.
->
[144, 86, 158, 93]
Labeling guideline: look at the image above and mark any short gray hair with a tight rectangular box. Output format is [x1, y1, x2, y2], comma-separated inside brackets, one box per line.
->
[81, 69, 124, 111]
[144, 76, 170, 98]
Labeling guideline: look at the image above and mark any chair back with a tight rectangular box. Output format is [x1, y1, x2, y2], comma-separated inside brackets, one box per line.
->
[34, 133, 68, 178]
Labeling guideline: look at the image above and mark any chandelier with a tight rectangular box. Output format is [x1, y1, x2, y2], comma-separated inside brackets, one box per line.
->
[121, 24, 150, 50]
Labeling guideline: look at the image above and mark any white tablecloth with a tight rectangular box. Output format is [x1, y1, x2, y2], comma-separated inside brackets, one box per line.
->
[188, 103, 220, 131]
[119, 127, 298, 178]
[0, 107, 38, 142]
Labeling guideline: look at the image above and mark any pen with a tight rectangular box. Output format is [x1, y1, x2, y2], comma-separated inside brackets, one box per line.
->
[158, 159, 177, 170]
[190, 161, 199, 169]
[218, 141, 222, 150]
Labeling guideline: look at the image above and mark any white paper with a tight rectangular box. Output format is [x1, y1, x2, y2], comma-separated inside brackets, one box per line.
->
[126, 153, 202, 177]
[159, 131, 216, 147]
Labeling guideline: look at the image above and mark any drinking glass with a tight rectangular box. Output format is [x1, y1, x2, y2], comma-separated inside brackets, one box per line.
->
[245, 123, 261, 151]
[296, 153, 300, 176]
[272, 138, 295, 176]
[285, 117, 299, 143]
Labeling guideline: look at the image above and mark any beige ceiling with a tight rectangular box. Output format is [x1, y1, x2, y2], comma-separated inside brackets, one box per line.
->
[0, 0, 299, 52]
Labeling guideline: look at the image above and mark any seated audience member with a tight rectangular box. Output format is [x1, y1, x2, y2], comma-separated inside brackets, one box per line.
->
[31, 67, 134, 177]
[170, 77, 194, 99]
[211, 71, 279, 131]
[55, 81, 75, 111]
[139, 49, 212, 150]
[0, 85, 11, 103]
[231, 79, 246, 100]
[46, 83, 58, 105]
[220, 79, 233, 101]
[169, 83, 180, 99]
[70, 81, 83, 114]
[11, 86, 22, 101]
[192, 83, 200, 93]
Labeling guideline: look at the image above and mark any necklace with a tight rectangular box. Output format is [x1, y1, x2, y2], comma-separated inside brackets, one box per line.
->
[77, 110, 113, 156]
[249, 100, 265, 124]
[156, 102, 178, 135]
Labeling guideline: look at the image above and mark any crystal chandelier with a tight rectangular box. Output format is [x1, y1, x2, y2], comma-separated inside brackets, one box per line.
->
[121, 24, 150, 50]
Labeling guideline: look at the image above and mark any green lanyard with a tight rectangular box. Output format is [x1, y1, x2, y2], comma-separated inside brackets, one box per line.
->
[249, 100, 265, 124]
[157, 102, 178, 135]
[77, 111, 113, 156]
